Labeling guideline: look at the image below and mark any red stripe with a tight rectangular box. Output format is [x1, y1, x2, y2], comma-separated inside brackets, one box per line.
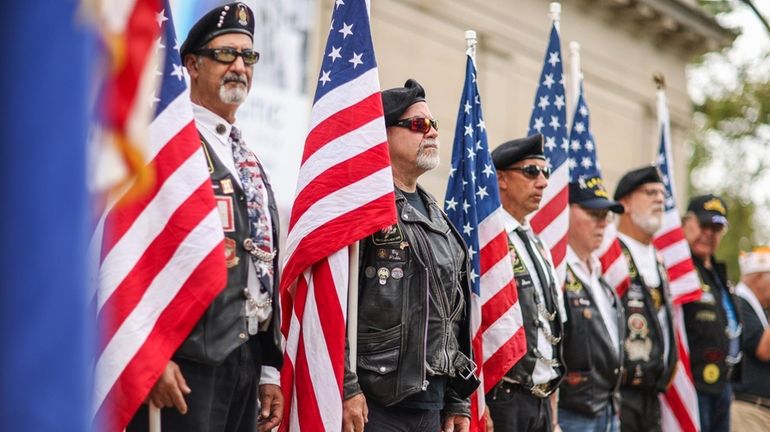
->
[599, 240, 622, 271]
[653, 227, 685, 251]
[663, 386, 698, 432]
[94, 246, 225, 431]
[482, 326, 527, 393]
[96, 180, 220, 351]
[288, 143, 391, 230]
[311, 259, 347, 389]
[478, 232, 509, 275]
[666, 259, 696, 282]
[479, 281, 517, 335]
[529, 186, 567, 233]
[102, 0, 162, 129]
[302, 93, 384, 164]
[100, 122, 203, 259]
[549, 237, 567, 269]
[281, 194, 395, 295]
[673, 289, 701, 306]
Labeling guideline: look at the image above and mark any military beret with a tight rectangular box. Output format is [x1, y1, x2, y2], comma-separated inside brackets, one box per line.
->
[180, 2, 255, 59]
[569, 176, 624, 213]
[491, 134, 546, 169]
[687, 194, 728, 225]
[381, 79, 426, 126]
[613, 165, 663, 201]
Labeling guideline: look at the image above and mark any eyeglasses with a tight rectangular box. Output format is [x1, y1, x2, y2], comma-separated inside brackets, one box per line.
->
[392, 117, 439, 134]
[194, 48, 260, 65]
[585, 208, 611, 221]
[638, 187, 666, 198]
[501, 165, 551, 180]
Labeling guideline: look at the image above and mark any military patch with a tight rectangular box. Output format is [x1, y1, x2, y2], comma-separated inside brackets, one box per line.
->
[215, 196, 235, 232]
[564, 372, 587, 386]
[650, 287, 663, 311]
[377, 267, 389, 285]
[695, 310, 717, 322]
[509, 244, 528, 275]
[221, 178, 234, 194]
[703, 363, 720, 384]
[364, 266, 376, 278]
[372, 224, 403, 245]
[376, 248, 407, 262]
[565, 271, 583, 293]
[224, 237, 240, 268]
[391, 267, 404, 280]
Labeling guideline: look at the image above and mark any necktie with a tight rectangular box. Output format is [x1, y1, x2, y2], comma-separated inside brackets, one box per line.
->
[229, 126, 274, 280]
[515, 227, 555, 312]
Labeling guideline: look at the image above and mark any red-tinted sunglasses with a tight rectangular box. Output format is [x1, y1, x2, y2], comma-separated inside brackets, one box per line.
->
[393, 117, 439, 133]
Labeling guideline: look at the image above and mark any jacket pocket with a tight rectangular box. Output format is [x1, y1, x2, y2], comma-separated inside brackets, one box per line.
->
[357, 324, 402, 375]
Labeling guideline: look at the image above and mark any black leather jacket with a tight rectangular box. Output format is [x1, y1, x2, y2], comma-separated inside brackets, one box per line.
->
[343, 186, 476, 416]
[175, 136, 282, 370]
[560, 264, 625, 416]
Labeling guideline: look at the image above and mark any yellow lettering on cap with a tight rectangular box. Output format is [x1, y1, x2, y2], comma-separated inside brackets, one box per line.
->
[703, 198, 726, 215]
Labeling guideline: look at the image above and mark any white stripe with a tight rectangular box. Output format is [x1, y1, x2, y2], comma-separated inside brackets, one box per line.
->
[92, 209, 222, 414]
[536, 203, 569, 252]
[541, 163, 568, 204]
[603, 256, 629, 289]
[483, 301, 524, 360]
[477, 208, 506, 249]
[284, 168, 393, 262]
[289, 384, 300, 431]
[327, 249, 350, 321]
[96, 153, 214, 311]
[479, 256, 514, 304]
[303, 269, 343, 430]
[309, 69, 382, 131]
[100, 0, 138, 34]
[659, 240, 691, 266]
[148, 90, 195, 160]
[296, 117, 386, 195]
[669, 274, 701, 300]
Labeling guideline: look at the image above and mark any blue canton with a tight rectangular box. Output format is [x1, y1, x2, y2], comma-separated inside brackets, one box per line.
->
[444, 55, 501, 295]
[313, 0, 377, 102]
[656, 126, 677, 211]
[527, 25, 568, 171]
[567, 84, 602, 182]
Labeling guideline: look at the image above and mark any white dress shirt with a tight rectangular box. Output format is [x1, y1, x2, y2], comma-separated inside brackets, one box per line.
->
[503, 211, 560, 384]
[617, 232, 670, 364]
[566, 246, 620, 353]
[193, 103, 279, 386]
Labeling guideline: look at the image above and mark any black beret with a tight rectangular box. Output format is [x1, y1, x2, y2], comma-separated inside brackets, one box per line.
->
[491, 134, 546, 169]
[180, 2, 255, 59]
[381, 79, 426, 126]
[569, 176, 624, 213]
[613, 165, 663, 201]
[687, 194, 728, 225]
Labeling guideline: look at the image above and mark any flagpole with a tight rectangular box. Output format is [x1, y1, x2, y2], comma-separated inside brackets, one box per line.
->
[549, 3, 561, 32]
[347, 242, 360, 371]
[568, 41, 581, 124]
[149, 405, 161, 432]
[465, 29, 477, 60]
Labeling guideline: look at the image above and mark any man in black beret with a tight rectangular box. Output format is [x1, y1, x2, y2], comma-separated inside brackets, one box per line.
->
[128, 3, 283, 432]
[557, 176, 625, 432]
[342, 79, 478, 432]
[486, 134, 566, 432]
[613, 165, 677, 432]
[682, 194, 741, 432]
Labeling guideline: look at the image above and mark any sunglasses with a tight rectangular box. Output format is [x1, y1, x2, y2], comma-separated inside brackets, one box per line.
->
[502, 164, 551, 179]
[393, 117, 439, 134]
[194, 48, 260, 65]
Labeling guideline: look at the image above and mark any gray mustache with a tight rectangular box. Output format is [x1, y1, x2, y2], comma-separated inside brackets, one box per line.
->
[223, 74, 248, 85]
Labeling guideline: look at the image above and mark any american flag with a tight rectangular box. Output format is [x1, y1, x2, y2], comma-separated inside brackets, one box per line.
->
[279, 0, 396, 430]
[567, 84, 631, 296]
[91, 2, 227, 431]
[527, 22, 569, 286]
[444, 54, 527, 431]
[652, 88, 701, 432]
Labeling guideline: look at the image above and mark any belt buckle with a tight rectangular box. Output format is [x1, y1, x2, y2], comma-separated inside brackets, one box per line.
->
[530, 383, 550, 398]
[459, 358, 478, 380]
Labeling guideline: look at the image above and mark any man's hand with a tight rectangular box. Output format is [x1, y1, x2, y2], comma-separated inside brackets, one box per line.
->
[483, 407, 494, 432]
[147, 360, 191, 414]
[442, 415, 470, 432]
[257, 384, 283, 431]
[342, 393, 368, 432]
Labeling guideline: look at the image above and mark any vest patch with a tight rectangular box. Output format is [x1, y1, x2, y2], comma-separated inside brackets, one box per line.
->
[372, 224, 403, 245]
[216, 196, 235, 232]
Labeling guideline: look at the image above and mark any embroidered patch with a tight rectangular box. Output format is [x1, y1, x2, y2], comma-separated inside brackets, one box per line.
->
[376, 248, 406, 262]
[221, 178, 234, 194]
[372, 224, 403, 245]
[215, 196, 235, 232]
[224, 237, 240, 268]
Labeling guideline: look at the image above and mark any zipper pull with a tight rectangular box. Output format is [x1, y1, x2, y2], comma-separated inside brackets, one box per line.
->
[421, 380, 429, 391]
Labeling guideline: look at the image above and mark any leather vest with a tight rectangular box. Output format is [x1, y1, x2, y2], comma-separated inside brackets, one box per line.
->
[684, 255, 741, 395]
[503, 236, 564, 395]
[618, 240, 677, 392]
[175, 136, 282, 368]
[352, 186, 475, 407]
[560, 265, 625, 416]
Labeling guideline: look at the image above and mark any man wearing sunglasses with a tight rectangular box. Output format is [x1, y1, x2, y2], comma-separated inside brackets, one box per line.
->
[558, 177, 625, 432]
[681, 194, 741, 432]
[486, 135, 565, 432]
[613, 166, 678, 432]
[128, 3, 283, 432]
[342, 79, 478, 432]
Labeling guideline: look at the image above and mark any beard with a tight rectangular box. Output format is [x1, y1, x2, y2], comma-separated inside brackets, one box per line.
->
[219, 72, 249, 104]
[415, 138, 440, 170]
[630, 206, 664, 235]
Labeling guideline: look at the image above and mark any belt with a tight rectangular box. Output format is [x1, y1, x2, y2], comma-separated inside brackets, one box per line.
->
[735, 393, 770, 410]
[500, 377, 556, 398]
